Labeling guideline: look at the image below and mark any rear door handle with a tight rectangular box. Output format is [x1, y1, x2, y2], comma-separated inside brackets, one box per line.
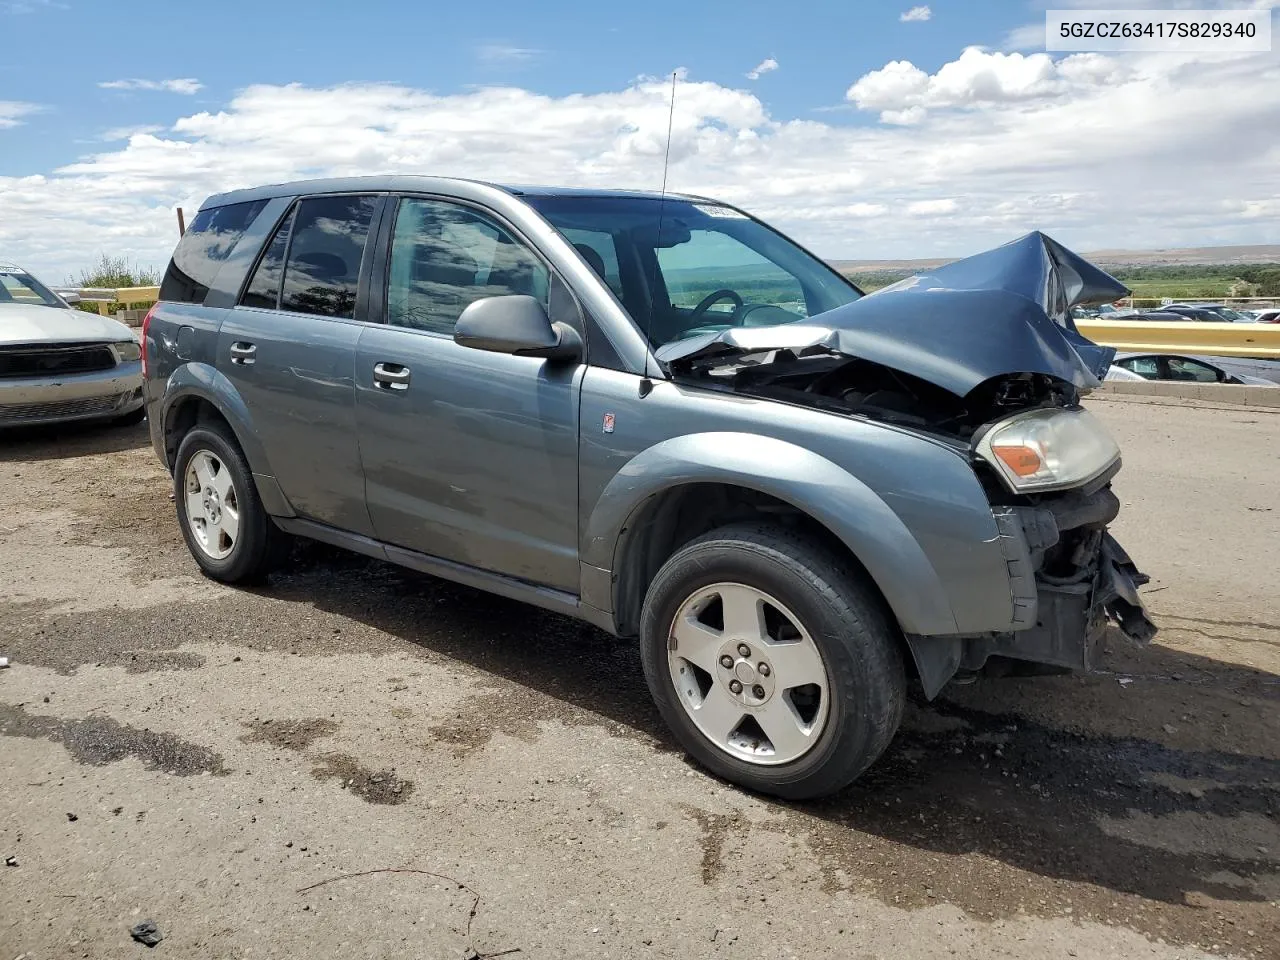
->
[229, 342, 257, 365]
[373, 362, 411, 391]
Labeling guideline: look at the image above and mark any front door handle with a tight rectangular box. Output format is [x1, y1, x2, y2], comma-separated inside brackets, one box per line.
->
[229, 342, 257, 365]
[373, 362, 411, 391]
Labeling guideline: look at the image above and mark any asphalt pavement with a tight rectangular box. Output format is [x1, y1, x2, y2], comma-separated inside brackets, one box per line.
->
[1, 393, 1277, 960]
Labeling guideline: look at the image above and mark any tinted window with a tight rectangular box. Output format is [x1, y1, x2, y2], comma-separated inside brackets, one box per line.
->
[560, 227, 623, 299]
[279, 195, 378, 319]
[240, 207, 295, 309]
[1117, 356, 1160, 378]
[524, 195, 859, 347]
[0, 270, 61, 307]
[387, 198, 549, 334]
[657, 228, 806, 317]
[1166, 357, 1221, 382]
[160, 199, 268, 304]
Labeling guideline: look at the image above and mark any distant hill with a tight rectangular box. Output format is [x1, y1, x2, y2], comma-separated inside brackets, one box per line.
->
[831, 244, 1280, 274]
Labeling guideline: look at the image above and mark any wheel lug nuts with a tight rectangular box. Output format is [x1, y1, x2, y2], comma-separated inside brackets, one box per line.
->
[752, 684, 766, 699]
[737, 644, 751, 658]
[729, 680, 743, 694]
[758, 663, 770, 677]
[719, 655, 734, 669]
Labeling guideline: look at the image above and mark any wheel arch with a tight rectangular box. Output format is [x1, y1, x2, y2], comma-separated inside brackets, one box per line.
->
[160, 364, 295, 518]
[582, 433, 960, 641]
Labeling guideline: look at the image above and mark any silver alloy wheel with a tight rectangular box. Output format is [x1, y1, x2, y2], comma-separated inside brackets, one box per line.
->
[667, 582, 830, 766]
[183, 450, 240, 561]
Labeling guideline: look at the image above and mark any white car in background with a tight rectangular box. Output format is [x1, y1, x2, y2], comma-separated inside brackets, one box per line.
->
[1, 260, 145, 428]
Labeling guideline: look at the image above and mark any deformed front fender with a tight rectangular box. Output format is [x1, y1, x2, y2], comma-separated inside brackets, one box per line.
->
[582, 432, 961, 638]
[158, 363, 295, 518]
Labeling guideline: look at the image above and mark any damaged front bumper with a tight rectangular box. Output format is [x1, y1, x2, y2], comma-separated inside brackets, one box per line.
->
[908, 486, 1157, 698]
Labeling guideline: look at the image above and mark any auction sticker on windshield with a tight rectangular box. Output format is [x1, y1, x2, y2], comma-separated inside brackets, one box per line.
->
[693, 204, 748, 219]
[1046, 9, 1270, 52]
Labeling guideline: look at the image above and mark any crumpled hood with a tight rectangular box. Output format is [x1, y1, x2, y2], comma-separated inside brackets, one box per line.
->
[661, 231, 1128, 398]
[0, 303, 134, 346]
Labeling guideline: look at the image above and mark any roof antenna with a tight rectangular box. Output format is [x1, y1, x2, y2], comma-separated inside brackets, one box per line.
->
[640, 69, 678, 396]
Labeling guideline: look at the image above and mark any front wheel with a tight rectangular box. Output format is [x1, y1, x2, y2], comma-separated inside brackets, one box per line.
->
[173, 423, 291, 583]
[639, 523, 905, 800]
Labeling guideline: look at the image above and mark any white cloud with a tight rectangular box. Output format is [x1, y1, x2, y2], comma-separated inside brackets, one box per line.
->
[747, 58, 779, 80]
[846, 47, 1131, 120]
[900, 5, 932, 22]
[2, 49, 1278, 279]
[2, 0, 66, 12]
[907, 198, 957, 215]
[101, 124, 165, 141]
[99, 78, 203, 95]
[475, 43, 541, 64]
[0, 101, 39, 129]
[1003, 23, 1045, 51]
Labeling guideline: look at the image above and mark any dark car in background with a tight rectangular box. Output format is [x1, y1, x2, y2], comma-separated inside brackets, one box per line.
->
[1160, 304, 1251, 323]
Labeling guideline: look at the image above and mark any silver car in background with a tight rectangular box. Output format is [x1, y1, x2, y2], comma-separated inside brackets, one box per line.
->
[0, 261, 145, 428]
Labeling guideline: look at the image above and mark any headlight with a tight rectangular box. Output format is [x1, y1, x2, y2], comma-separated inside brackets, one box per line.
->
[974, 407, 1120, 493]
[114, 340, 142, 362]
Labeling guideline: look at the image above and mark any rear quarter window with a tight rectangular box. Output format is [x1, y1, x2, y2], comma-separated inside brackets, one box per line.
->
[160, 199, 269, 304]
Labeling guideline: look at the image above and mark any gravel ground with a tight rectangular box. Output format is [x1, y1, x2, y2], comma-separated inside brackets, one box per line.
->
[1, 394, 1277, 960]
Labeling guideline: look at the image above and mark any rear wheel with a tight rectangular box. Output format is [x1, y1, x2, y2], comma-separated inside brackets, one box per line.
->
[173, 423, 291, 583]
[640, 523, 905, 799]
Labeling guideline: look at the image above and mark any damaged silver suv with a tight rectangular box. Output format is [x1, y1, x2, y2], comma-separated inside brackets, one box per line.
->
[143, 177, 1155, 799]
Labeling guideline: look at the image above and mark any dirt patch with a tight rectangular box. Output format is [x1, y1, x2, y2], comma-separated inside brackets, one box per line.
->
[683, 807, 741, 885]
[240, 718, 339, 752]
[310, 752, 414, 805]
[123, 650, 207, 673]
[786, 700, 1280, 957]
[0, 702, 227, 776]
[0, 590, 405, 675]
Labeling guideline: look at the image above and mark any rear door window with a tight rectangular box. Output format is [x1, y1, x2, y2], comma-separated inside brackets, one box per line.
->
[279, 195, 378, 319]
[160, 199, 268, 304]
[240, 207, 296, 310]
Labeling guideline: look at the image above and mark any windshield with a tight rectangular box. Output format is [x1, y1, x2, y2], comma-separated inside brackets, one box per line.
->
[0, 270, 63, 308]
[524, 195, 861, 346]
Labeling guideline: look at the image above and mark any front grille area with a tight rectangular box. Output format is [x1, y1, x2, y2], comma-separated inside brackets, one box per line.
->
[0, 393, 125, 423]
[0, 343, 117, 379]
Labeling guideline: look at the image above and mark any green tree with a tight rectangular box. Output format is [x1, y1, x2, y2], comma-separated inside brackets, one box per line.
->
[1239, 266, 1280, 297]
[72, 253, 160, 289]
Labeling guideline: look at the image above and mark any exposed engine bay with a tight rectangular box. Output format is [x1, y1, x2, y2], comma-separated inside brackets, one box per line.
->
[669, 348, 1079, 443]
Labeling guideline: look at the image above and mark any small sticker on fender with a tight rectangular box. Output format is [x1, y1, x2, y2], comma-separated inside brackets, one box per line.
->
[603, 412, 615, 434]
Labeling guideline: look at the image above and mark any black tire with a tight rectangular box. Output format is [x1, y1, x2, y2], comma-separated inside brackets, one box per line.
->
[173, 422, 292, 583]
[113, 406, 146, 426]
[640, 522, 905, 800]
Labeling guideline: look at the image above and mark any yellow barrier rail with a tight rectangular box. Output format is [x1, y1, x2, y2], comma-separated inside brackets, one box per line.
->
[1075, 319, 1280, 359]
[80, 285, 160, 317]
[46, 285, 1280, 358]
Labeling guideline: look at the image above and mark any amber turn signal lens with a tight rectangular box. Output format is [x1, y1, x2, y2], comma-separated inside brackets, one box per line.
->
[991, 444, 1042, 477]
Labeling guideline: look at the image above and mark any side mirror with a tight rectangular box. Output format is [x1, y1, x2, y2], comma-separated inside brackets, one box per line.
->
[61, 292, 82, 306]
[454, 295, 582, 361]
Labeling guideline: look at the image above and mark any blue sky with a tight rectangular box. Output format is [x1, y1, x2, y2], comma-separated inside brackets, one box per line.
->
[1, 0, 1277, 276]
[2, 0, 1014, 174]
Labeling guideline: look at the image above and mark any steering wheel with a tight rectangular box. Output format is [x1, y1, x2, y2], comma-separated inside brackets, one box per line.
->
[686, 288, 744, 324]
